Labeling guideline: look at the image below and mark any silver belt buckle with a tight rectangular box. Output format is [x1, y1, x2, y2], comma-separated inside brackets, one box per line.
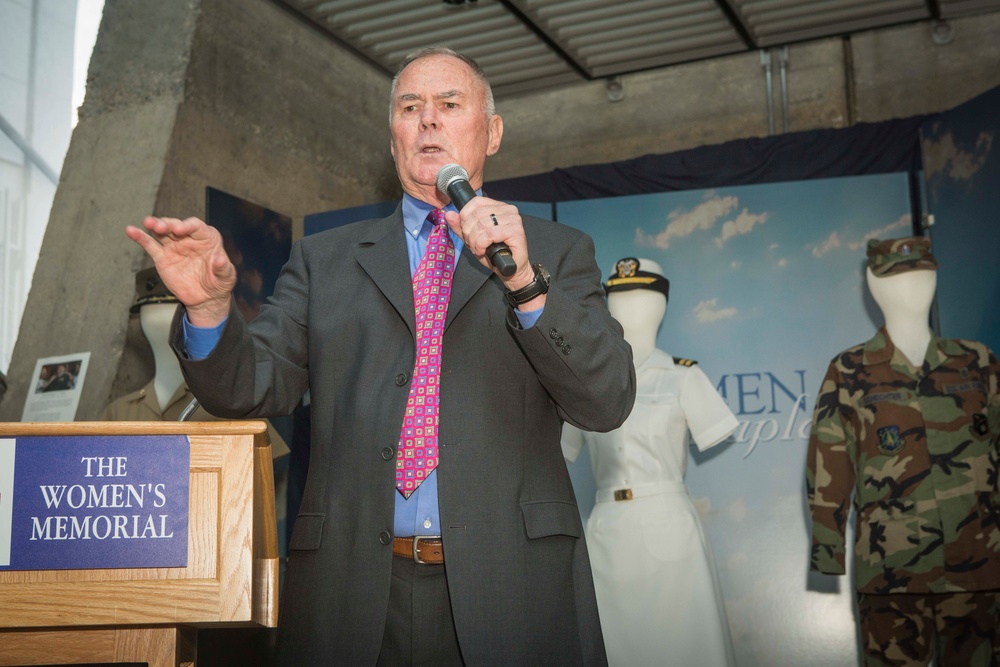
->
[613, 489, 633, 501]
[412, 535, 442, 564]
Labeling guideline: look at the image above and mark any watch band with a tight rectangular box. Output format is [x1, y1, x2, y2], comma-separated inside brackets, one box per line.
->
[505, 263, 550, 307]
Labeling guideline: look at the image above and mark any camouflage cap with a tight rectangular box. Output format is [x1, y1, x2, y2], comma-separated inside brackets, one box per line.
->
[604, 257, 670, 300]
[130, 266, 179, 313]
[866, 236, 939, 277]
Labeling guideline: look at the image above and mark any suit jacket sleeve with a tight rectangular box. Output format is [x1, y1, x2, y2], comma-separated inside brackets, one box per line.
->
[169, 239, 311, 419]
[508, 227, 635, 434]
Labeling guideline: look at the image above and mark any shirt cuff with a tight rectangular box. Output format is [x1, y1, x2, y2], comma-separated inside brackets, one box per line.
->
[182, 313, 227, 360]
[514, 306, 544, 330]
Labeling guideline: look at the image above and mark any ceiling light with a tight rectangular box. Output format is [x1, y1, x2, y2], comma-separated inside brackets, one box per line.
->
[931, 20, 953, 45]
[606, 76, 624, 102]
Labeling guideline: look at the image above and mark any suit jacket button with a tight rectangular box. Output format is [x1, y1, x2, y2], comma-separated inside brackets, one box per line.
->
[381, 447, 394, 461]
[395, 373, 409, 386]
[562, 345, 572, 355]
[549, 328, 559, 339]
[379, 530, 392, 545]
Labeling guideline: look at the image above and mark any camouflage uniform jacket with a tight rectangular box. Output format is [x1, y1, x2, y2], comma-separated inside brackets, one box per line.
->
[807, 327, 1000, 594]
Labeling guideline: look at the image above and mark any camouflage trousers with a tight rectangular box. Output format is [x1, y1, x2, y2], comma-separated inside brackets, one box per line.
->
[858, 591, 1000, 666]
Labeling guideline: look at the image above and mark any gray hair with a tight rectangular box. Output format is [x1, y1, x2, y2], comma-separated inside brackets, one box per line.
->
[389, 47, 496, 123]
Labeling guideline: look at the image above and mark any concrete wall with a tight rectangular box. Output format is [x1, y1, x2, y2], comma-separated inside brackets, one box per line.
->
[0, 0, 394, 421]
[488, 12, 1000, 180]
[155, 0, 397, 223]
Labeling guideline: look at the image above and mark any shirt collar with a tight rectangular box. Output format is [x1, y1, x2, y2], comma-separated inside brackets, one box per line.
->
[641, 348, 675, 371]
[862, 327, 894, 366]
[401, 191, 478, 239]
[863, 326, 968, 370]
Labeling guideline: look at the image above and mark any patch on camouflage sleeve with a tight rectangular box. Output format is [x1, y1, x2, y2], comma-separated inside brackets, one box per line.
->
[973, 413, 990, 437]
[877, 425, 904, 455]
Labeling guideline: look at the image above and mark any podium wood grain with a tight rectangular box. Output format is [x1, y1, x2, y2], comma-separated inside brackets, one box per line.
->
[0, 421, 279, 666]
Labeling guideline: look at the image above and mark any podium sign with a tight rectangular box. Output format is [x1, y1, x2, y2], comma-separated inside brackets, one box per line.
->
[0, 422, 278, 667]
[0, 435, 189, 571]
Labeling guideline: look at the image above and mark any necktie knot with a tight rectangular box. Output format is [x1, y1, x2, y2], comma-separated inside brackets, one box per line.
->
[431, 209, 447, 228]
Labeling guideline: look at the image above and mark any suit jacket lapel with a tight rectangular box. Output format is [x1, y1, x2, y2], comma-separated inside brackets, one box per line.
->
[447, 246, 493, 332]
[353, 204, 495, 336]
[448, 188, 499, 330]
[354, 206, 416, 338]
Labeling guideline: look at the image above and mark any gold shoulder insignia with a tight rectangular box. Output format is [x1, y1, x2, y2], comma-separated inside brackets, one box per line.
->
[672, 357, 697, 366]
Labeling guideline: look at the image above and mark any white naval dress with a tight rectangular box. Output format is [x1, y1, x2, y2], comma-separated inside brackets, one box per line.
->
[563, 348, 739, 667]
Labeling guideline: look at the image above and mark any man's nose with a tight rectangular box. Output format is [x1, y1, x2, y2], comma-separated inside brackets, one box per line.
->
[419, 106, 438, 129]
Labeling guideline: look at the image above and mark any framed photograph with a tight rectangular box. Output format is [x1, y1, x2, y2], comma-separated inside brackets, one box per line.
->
[21, 352, 91, 422]
[205, 187, 292, 322]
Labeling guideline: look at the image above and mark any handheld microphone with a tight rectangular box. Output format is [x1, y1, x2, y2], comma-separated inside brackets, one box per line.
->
[436, 164, 516, 277]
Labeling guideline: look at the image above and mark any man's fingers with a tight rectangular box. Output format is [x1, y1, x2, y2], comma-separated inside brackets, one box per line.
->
[142, 216, 175, 237]
[141, 215, 207, 242]
[444, 210, 463, 237]
[125, 225, 164, 261]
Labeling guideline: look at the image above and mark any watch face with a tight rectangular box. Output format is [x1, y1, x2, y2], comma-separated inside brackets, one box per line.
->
[537, 264, 551, 286]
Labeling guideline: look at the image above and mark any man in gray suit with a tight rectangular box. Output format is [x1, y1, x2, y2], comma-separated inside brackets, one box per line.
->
[127, 47, 635, 666]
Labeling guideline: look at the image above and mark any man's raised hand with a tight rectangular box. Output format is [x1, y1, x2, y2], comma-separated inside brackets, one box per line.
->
[125, 216, 236, 327]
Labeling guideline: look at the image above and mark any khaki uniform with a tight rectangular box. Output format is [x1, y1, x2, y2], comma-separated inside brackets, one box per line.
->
[807, 327, 1000, 665]
[103, 379, 289, 457]
[111, 266, 289, 457]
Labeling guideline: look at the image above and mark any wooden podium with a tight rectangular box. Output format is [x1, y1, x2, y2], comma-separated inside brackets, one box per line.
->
[0, 421, 280, 667]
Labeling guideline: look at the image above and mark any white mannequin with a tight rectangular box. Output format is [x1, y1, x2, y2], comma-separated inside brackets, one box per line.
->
[866, 267, 937, 368]
[565, 256, 738, 667]
[139, 302, 183, 412]
[607, 258, 667, 368]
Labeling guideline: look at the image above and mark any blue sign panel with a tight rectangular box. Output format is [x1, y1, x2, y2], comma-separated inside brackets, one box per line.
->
[0, 435, 190, 570]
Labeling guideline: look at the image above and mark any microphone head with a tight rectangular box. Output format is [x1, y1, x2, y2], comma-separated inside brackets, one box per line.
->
[436, 163, 469, 194]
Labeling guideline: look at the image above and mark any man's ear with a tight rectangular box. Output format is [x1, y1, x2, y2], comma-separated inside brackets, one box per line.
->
[486, 114, 503, 157]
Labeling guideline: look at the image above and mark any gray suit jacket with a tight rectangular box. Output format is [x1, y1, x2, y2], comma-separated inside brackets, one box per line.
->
[173, 206, 636, 666]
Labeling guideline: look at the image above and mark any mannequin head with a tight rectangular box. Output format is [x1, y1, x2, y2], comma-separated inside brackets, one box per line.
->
[864, 235, 938, 324]
[864, 236, 938, 366]
[139, 302, 180, 345]
[865, 267, 937, 320]
[130, 266, 180, 346]
[608, 287, 667, 340]
[130, 268, 183, 411]
[605, 257, 669, 365]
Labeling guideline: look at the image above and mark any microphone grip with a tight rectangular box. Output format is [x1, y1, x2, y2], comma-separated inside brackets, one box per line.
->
[487, 243, 517, 277]
[445, 180, 517, 277]
[447, 181, 478, 210]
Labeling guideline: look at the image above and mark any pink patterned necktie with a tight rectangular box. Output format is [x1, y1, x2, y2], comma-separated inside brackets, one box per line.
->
[396, 209, 455, 498]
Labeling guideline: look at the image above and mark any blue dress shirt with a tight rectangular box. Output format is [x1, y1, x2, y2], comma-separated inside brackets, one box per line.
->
[183, 192, 542, 537]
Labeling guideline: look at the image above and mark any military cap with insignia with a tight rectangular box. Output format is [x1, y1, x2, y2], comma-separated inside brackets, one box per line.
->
[130, 266, 180, 313]
[605, 257, 670, 300]
[866, 236, 939, 277]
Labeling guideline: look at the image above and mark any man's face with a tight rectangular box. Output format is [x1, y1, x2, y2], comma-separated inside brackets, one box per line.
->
[390, 54, 502, 206]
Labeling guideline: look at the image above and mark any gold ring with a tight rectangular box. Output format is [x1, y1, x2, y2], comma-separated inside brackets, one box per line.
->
[490, 214, 499, 226]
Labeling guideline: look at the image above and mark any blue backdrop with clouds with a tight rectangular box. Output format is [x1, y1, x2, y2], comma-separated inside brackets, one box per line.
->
[558, 172, 913, 666]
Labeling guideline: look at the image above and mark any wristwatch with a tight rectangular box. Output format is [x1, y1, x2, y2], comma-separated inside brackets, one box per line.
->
[504, 263, 550, 308]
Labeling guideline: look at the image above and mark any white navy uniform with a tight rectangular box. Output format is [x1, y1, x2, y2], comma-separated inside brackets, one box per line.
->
[563, 348, 739, 667]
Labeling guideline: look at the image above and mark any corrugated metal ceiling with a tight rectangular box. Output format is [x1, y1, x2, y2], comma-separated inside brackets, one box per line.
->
[279, 0, 1000, 96]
